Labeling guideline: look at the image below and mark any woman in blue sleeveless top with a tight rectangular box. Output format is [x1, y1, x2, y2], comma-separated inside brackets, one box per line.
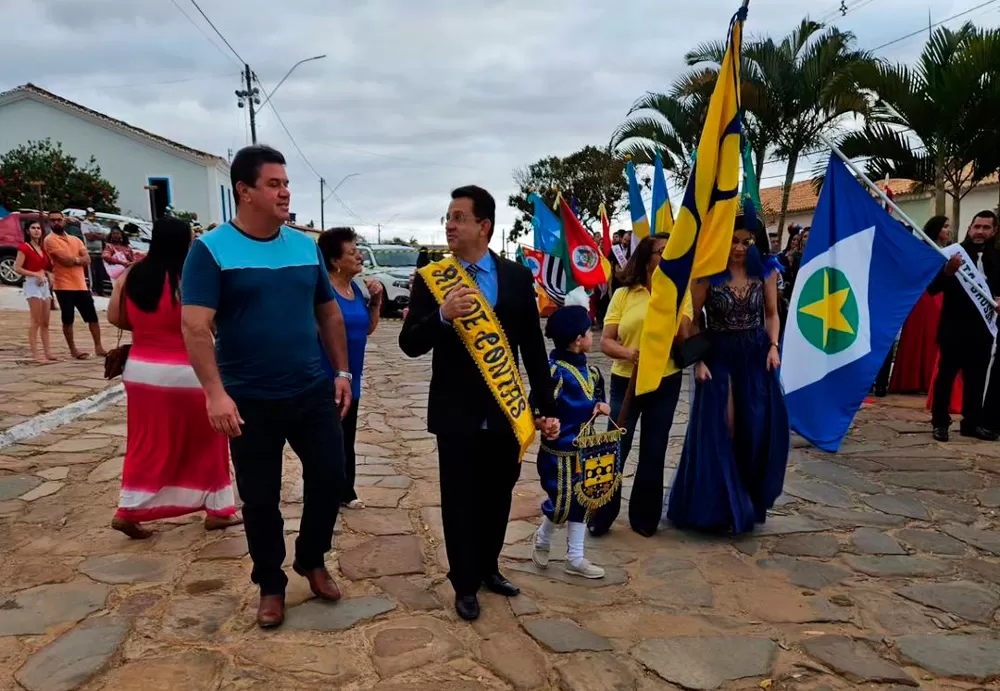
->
[317, 228, 383, 509]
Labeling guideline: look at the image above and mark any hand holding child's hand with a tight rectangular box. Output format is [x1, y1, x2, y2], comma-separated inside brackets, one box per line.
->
[535, 417, 560, 440]
[593, 402, 611, 417]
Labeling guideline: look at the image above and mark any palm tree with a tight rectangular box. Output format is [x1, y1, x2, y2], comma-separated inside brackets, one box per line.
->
[746, 20, 871, 244]
[609, 90, 707, 185]
[840, 23, 999, 223]
[966, 28, 1000, 214]
[677, 36, 779, 186]
[645, 19, 872, 245]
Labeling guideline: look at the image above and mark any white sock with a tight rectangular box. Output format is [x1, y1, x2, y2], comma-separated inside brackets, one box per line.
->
[536, 516, 556, 548]
[567, 521, 586, 564]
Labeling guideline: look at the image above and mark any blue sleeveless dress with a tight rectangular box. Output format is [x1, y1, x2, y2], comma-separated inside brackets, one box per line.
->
[667, 280, 789, 534]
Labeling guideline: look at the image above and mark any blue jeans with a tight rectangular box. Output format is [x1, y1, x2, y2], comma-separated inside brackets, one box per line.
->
[587, 372, 682, 537]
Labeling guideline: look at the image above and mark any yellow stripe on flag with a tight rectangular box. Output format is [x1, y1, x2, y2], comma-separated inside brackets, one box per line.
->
[636, 14, 743, 396]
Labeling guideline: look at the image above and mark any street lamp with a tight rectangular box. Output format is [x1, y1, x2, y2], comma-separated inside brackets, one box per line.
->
[237, 55, 327, 144]
[319, 172, 360, 231]
[258, 55, 326, 110]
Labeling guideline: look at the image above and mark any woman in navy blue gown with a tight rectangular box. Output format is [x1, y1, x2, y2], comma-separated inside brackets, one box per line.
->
[667, 216, 789, 534]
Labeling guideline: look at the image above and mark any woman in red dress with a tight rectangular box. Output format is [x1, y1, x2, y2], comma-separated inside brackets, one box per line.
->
[107, 216, 240, 539]
[890, 217, 957, 396]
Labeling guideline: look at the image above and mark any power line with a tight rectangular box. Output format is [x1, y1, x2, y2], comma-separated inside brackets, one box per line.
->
[252, 76, 367, 222]
[870, 0, 1000, 52]
[185, 0, 247, 65]
[166, 0, 239, 66]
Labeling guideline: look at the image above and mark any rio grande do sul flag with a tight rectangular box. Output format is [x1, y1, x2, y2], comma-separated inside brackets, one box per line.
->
[558, 196, 611, 289]
[780, 157, 944, 451]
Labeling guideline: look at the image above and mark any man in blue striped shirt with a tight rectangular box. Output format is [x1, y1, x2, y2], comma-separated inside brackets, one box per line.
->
[182, 145, 351, 629]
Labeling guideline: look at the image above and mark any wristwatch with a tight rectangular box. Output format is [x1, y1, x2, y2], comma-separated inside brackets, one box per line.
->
[336, 370, 353, 382]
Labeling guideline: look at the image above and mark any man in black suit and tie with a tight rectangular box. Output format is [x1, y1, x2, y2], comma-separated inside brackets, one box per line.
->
[400, 185, 558, 621]
[930, 210, 1000, 442]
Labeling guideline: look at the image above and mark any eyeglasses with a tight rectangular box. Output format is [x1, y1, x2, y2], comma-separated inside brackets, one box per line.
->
[444, 211, 481, 225]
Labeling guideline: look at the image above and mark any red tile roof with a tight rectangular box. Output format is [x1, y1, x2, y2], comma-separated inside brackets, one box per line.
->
[0, 83, 227, 165]
[759, 171, 999, 220]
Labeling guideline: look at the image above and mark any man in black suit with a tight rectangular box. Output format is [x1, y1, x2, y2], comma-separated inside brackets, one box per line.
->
[400, 185, 558, 621]
[930, 210, 1000, 442]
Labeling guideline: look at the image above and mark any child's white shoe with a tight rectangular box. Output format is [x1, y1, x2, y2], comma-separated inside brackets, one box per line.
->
[532, 531, 551, 568]
[565, 558, 605, 579]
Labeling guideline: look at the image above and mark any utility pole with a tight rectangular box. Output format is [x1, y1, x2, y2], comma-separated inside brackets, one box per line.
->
[319, 178, 325, 231]
[377, 223, 381, 243]
[235, 64, 260, 144]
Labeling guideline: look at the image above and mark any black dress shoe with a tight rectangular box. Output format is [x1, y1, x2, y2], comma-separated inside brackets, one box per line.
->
[961, 425, 999, 441]
[932, 427, 950, 442]
[873, 385, 888, 398]
[482, 573, 520, 597]
[455, 594, 480, 621]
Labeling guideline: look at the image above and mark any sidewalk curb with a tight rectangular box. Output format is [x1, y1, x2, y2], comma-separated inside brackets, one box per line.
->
[0, 384, 125, 449]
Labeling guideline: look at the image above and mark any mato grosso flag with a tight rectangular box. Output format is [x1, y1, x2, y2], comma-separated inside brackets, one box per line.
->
[780, 157, 945, 451]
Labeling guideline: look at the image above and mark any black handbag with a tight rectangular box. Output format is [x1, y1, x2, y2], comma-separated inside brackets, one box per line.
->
[671, 332, 711, 369]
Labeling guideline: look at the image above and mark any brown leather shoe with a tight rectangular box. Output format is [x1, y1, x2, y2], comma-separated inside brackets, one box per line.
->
[293, 562, 342, 601]
[257, 594, 285, 629]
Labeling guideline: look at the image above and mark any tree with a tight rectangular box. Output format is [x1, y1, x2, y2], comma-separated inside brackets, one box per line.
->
[674, 35, 780, 185]
[742, 20, 872, 246]
[609, 91, 707, 185]
[840, 23, 999, 224]
[615, 19, 872, 245]
[170, 209, 198, 223]
[386, 236, 419, 247]
[965, 28, 1000, 214]
[0, 139, 120, 213]
[507, 145, 627, 243]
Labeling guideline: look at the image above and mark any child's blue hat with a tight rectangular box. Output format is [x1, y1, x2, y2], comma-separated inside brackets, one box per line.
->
[545, 305, 591, 350]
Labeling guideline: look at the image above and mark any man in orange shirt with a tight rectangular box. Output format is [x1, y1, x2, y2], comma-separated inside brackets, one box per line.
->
[43, 212, 106, 359]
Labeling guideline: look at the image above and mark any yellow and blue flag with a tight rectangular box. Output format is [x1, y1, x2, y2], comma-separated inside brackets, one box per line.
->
[636, 8, 745, 395]
[651, 151, 674, 235]
[626, 160, 650, 252]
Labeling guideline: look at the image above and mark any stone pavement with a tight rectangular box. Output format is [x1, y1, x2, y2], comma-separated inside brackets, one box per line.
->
[0, 319, 999, 690]
[0, 308, 121, 432]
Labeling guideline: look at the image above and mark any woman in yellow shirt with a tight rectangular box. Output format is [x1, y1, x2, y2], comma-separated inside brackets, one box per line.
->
[590, 234, 693, 537]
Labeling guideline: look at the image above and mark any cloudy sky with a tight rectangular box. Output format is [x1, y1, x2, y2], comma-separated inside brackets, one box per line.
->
[3, 0, 998, 249]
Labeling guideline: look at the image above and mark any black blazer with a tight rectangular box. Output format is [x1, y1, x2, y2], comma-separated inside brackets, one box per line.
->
[928, 241, 1000, 349]
[399, 251, 556, 437]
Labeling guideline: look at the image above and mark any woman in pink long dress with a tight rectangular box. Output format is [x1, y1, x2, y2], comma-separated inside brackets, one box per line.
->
[107, 216, 240, 539]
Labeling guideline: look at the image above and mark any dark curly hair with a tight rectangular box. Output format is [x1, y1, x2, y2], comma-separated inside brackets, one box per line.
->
[317, 227, 358, 271]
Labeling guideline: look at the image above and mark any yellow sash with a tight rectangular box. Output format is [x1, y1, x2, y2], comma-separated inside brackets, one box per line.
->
[418, 257, 536, 460]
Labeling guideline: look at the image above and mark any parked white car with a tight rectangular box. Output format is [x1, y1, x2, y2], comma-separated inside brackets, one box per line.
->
[357, 244, 420, 315]
[62, 209, 152, 238]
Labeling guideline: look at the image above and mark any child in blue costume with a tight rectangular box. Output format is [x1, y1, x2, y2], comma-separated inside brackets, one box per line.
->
[530, 303, 610, 579]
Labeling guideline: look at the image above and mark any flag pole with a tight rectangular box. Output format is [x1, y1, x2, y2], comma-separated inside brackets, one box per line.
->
[819, 134, 997, 310]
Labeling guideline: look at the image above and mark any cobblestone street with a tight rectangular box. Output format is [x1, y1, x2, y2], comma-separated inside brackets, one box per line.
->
[1, 315, 999, 690]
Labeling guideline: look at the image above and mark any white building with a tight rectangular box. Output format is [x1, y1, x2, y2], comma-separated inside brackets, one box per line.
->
[760, 173, 1000, 244]
[0, 83, 233, 226]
